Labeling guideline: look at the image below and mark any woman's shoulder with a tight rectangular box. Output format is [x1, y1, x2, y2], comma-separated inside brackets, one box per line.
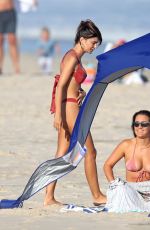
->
[119, 138, 134, 148]
[61, 49, 79, 64]
[62, 49, 78, 61]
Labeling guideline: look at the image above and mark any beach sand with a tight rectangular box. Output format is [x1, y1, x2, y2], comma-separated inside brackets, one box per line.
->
[0, 55, 150, 230]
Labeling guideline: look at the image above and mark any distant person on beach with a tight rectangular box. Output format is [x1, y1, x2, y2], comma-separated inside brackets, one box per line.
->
[83, 62, 96, 84]
[103, 39, 126, 52]
[15, 0, 38, 13]
[36, 27, 60, 74]
[44, 19, 106, 206]
[0, 0, 38, 75]
[104, 39, 148, 84]
[0, 0, 20, 74]
[104, 110, 150, 212]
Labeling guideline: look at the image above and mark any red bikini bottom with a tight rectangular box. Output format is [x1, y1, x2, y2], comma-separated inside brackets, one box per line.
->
[62, 98, 78, 103]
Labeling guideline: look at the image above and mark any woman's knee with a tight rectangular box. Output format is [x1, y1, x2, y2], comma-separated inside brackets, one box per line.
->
[85, 148, 97, 160]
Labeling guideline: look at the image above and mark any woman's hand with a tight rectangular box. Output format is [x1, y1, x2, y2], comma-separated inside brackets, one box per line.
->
[109, 178, 126, 190]
[54, 113, 62, 132]
[77, 89, 86, 106]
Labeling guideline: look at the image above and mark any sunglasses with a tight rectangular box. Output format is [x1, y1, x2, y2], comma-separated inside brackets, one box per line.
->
[133, 121, 150, 128]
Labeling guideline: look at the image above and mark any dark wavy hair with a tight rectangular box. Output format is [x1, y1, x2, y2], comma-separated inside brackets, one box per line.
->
[74, 19, 102, 45]
[131, 110, 150, 137]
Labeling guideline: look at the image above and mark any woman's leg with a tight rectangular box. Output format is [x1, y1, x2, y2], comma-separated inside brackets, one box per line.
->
[66, 103, 106, 204]
[44, 126, 70, 206]
[44, 102, 106, 206]
[0, 34, 4, 73]
[8, 33, 20, 74]
[44, 103, 80, 206]
[84, 132, 106, 204]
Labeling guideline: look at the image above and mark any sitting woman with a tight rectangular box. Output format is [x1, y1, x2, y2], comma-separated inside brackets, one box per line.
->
[103, 110, 150, 212]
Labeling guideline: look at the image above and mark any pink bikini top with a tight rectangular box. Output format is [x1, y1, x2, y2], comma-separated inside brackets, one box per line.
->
[126, 140, 150, 182]
[50, 49, 87, 114]
[126, 140, 139, 172]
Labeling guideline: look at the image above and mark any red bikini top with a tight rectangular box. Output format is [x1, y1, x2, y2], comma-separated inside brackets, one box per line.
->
[50, 49, 87, 114]
[69, 49, 87, 84]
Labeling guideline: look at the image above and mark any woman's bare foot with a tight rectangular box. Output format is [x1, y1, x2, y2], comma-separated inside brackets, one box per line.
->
[93, 194, 107, 206]
[44, 198, 62, 207]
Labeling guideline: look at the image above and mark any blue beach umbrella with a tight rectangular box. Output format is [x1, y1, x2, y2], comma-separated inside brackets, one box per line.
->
[0, 33, 150, 209]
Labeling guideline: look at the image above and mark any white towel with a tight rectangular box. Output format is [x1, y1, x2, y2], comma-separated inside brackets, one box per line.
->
[106, 178, 150, 213]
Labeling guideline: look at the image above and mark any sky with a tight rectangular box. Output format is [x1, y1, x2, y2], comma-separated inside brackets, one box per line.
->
[18, 0, 150, 41]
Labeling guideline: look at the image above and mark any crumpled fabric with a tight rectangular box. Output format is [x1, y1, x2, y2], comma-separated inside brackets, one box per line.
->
[106, 178, 150, 213]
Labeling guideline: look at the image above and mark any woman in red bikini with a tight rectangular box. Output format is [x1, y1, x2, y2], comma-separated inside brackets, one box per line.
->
[44, 19, 106, 206]
[104, 110, 150, 183]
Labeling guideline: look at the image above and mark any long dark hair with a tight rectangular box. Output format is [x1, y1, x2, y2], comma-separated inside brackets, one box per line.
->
[131, 110, 150, 137]
[74, 19, 102, 45]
